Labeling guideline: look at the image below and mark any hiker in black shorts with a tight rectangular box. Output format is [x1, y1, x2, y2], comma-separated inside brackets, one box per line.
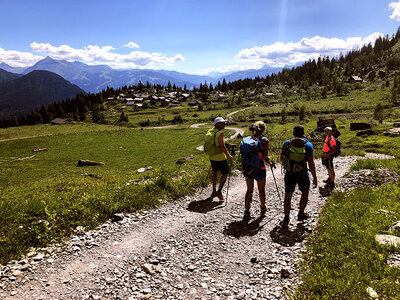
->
[280, 125, 318, 228]
[322, 126, 336, 189]
[207, 117, 233, 200]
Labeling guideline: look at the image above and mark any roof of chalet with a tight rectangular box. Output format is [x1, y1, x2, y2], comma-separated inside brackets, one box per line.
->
[349, 75, 362, 81]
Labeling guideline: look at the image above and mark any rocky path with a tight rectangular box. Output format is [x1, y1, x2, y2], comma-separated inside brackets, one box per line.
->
[1, 154, 394, 299]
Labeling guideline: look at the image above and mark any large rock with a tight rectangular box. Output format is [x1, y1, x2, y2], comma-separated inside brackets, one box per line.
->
[350, 122, 372, 131]
[77, 160, 104, 166]
[315, 117, 341, 137]
[375, 234, 400, 247]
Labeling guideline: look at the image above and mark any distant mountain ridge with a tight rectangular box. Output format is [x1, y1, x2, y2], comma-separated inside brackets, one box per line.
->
[18, 57, 284, 92]
[0, 68, 22, 84]
[0, 70, 85, 119]
[0, 62, 26, 74]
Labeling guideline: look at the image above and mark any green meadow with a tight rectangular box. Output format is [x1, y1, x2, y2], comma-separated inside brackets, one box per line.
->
[0, 124, 220, 264]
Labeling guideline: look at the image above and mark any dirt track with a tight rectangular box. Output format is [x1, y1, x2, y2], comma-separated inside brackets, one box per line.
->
[2, 153, 391, 299]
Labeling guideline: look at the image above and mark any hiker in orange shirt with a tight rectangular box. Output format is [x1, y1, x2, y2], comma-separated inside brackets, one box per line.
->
[322, 127, 336, 188]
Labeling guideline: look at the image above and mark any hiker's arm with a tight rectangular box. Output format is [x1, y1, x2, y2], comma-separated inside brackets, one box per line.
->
[307, 156, 318, 187]
[218, 133, 233, 161]
[262, 139, 272, 166]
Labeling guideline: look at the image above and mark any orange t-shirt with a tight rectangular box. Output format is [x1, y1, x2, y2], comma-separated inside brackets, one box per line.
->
[323, 137, 336, 153]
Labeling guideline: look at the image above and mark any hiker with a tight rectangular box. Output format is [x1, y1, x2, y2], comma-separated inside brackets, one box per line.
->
[322, 126, 336, 188]
[206, 117, 233, 200]
[280, 125, 317, 227]
[241, 121, 271, 221]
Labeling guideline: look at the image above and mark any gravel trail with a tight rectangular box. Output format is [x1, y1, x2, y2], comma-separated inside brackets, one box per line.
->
[0, 154, 392, 299]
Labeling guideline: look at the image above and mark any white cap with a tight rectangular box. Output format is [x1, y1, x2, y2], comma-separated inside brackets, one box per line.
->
[214, 117, 226, 124]
[325, 126, 333, 131]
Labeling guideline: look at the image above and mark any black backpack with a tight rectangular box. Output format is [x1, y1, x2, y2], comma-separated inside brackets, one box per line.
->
[327, 137, 341, 157]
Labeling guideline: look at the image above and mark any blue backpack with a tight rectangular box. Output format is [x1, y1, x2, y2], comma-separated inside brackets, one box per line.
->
[240, 136, 265, 173]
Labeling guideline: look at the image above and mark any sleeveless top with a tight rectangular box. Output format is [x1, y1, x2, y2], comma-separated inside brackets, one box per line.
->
[209, 128, 227, 161]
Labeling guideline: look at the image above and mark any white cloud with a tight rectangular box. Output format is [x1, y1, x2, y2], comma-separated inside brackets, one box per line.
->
[0, 46, 43, 67]
[123, 42, 140, 49]
[29, 42, 185, 69]
[236, 33, 384, 67]
[200, 64, 263, 75]
[389, 1, 400, 21]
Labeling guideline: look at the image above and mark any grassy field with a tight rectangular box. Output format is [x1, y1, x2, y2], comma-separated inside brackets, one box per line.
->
[295, 184, 400, 299]
[0, 123, 237, 264]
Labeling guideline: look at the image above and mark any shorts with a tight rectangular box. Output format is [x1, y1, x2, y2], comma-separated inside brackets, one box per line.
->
[243, 168, 267, 181]
[210, 160, 229, 175]
[284, 172, 310, 194]
[322, 155, 334, 169]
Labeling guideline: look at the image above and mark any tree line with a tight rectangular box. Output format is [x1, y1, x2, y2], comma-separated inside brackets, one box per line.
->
[2, 27, 400, 128]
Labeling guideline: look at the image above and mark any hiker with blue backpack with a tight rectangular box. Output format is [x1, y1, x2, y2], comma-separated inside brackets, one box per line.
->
[280, 125, 318, 228]
[204, 117, 233, 200]
[240, 121, 272, 222]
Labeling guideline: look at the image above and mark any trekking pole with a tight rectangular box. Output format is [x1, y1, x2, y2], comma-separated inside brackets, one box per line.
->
[225, 145, 236, 206]
[269, 160, 282, 204]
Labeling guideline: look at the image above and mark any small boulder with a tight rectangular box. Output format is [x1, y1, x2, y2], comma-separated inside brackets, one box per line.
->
[350, 122, 372, 131]
[112, 213, 124, 222]
[77, 160, 104, 166]
[176, 155, 194, 165]
[375, 234, 400, 247]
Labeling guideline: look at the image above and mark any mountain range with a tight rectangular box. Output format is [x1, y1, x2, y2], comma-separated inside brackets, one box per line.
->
[1, 57, 284, 93]
[0, 70, 85, 119]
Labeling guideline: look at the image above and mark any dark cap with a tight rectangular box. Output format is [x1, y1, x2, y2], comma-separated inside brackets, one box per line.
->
[293, 125, 304, 137]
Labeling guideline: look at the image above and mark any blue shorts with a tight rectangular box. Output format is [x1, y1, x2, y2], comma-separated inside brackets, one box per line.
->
[284, 172, 310, 194]
[243, 168, 267, 181]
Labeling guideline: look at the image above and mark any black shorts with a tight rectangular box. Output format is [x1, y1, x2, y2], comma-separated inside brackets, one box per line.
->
[322, 155, 334, 169]
[210, 160, 229, 175]
[284, 172, 310, 194]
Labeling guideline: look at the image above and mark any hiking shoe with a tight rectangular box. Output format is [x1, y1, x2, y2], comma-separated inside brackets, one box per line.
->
[298, 211, 310, 221]
[280, 216, 289, 228]
[323, 178, 331, 184]
[215, 191, 225, 201]
[260, 206, 266, 216]
[328, 182, 335, 189]
[243, 210, 251, 222]
[209, 191, 217, 199]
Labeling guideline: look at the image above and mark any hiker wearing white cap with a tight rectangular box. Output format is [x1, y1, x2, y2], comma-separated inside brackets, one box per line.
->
[205, 117, 233, 200]
[322, 126, 336, 188]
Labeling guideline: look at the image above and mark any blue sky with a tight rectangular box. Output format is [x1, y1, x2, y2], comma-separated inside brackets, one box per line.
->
[1, 0, 400, 74]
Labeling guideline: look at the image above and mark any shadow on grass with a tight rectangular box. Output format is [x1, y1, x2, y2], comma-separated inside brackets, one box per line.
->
[223, 216, 266, 237]
[270, 223, 312, 247]
[187, 197, 225, 213]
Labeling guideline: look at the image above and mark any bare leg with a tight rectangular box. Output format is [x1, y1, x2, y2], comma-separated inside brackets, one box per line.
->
[256, 178, 266, 208]
[328, 168, 335, 183]
[284, 193, 293, 217]
[299, 190, 309, 212]
[218, 173, 228, 191]
[245, 177, 254, 211]
[212, 171, 218, 191]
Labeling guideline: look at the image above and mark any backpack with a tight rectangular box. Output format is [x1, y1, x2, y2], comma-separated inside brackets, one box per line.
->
[282, 138, 308, 173]
[327, 137, 341, 157]
[204, 129, 222, 155]
[240, 136, 265, 173]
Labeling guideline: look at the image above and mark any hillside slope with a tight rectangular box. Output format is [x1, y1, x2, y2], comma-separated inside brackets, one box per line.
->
[0, 70, 85, 119]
